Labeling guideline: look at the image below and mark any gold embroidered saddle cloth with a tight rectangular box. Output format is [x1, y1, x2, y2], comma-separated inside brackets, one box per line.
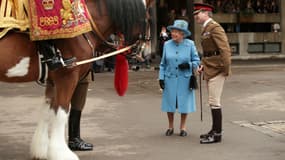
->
[0, 0, 91, 40]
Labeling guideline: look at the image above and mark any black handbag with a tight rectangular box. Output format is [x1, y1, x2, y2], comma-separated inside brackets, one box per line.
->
[189, 64, 198, 90]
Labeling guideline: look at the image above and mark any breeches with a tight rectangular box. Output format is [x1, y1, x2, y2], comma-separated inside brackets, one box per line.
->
[206, 73, 226, 107]
[71, 75, 90, 111]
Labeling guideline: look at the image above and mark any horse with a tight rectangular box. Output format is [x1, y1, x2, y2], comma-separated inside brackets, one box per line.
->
[0, 0, 146, 160]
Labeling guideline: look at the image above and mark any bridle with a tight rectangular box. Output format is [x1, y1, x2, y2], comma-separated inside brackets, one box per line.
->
[75, 2, 147, 67]
[85, 9, 117, 50]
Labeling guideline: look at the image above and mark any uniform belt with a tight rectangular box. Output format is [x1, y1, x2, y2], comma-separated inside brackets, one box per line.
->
[203, 51, 220, 57]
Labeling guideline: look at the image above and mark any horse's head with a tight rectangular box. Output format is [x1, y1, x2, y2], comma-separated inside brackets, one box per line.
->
[87, 0, 147, 45]
[105, 0, 147, 44]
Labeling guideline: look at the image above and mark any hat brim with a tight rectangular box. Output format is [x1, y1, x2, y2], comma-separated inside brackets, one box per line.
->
[193, 3, 214, 15]
[167, 26, 191, 37]
[193, 9, 202, 15]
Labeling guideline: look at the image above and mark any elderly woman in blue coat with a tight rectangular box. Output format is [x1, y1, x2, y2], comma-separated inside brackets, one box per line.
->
[159, 19, 200, 137]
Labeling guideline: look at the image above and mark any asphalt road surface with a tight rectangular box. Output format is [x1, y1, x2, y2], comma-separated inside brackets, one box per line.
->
[0, 62, 285, 160]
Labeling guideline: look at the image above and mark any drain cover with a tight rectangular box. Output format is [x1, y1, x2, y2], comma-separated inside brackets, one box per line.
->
[233, 120, 285, 137]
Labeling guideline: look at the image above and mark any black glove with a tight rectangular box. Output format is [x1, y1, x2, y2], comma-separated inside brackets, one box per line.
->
[159, 80, 165, 89]
[178, 63, 190, 70]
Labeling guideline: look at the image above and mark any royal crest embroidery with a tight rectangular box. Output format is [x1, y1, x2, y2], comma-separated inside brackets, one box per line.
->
[28, 0, 92, 40]
[61, 0, 74, 26]
[42, 0, 55, 10]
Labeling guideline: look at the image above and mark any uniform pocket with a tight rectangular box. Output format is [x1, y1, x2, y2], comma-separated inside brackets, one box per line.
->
[203, 56, 223, 69]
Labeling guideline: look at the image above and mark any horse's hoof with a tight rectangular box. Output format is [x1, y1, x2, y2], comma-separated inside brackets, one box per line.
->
[48, 145, 79, 160]
[48, 152, 79, 160]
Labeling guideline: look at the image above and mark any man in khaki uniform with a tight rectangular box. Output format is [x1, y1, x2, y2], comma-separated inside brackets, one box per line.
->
[194, 3, 231, 144]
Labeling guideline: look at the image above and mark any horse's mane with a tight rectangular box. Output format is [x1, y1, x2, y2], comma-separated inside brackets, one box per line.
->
[97, 0, 146, 41]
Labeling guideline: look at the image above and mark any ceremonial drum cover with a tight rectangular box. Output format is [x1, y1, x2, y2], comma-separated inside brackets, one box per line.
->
[28, 0, 92, 40]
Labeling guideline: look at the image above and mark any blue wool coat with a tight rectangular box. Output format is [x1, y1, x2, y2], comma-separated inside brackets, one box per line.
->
[159, 39, 200, 113]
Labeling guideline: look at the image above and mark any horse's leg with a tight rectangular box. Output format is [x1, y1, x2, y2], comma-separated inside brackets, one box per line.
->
[47, 74, 79, 160]
[30, 82, 54, 159]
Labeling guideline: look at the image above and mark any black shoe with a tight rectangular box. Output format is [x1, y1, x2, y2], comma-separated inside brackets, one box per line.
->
[46, 56, 76, 71]
[200, 130, 214, 139]
[68, 137, 93, 151]
[200, 132, 222, 144]
[179, 130, 187, 137]
[165, 128, 174, 136]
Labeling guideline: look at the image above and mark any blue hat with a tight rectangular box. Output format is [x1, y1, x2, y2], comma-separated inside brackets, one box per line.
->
[167, 19, 191, 37]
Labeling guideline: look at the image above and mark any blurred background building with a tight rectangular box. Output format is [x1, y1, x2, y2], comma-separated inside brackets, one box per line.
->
[149, 0, 285, 60]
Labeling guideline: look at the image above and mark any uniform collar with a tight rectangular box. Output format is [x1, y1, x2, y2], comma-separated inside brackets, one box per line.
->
[203, 18, 212, 28]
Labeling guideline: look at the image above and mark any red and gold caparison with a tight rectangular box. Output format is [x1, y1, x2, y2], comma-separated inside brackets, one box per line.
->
[28, 0, 92, 40]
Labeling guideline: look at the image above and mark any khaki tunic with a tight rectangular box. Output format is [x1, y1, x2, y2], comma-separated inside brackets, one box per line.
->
[201, 20, 231, 80]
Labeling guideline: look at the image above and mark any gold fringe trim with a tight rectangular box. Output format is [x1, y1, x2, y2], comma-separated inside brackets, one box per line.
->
[0, 0, 29, 39]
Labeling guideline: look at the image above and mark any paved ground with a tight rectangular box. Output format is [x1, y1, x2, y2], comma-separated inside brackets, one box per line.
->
[0, 60, 285, 160]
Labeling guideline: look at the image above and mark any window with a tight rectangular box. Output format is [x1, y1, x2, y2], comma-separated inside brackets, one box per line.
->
[264, 42, 281, 52]
[230, 43, 240, 55]
[248, 43, 264, 53]
[248, 42, 281, 53]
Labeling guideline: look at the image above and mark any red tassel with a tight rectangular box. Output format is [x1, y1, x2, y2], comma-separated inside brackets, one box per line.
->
[114, 54, 129, 96]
